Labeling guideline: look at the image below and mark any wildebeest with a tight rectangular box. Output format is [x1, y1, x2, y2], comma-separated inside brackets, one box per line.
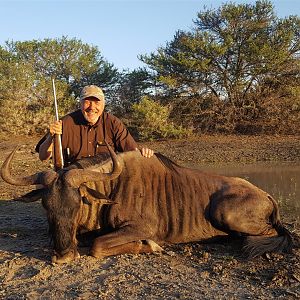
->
[1, 145, 294, 264]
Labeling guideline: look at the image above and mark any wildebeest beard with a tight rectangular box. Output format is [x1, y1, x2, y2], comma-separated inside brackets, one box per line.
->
[44, 176, 81, 255]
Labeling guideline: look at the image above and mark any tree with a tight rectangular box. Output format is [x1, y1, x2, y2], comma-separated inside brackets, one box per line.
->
[131, 96, 191, 140]
[0, 37, 118, 134]
[140, 0, 300, 133]
[108, 68, 154, 115]
[5, 37, 118, 98]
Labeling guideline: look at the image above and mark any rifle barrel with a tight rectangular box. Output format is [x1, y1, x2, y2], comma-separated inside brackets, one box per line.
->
[52, 79, 59, 121]
[51, 79, 64, 169]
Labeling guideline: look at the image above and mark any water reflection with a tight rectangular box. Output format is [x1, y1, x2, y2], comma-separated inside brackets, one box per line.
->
[189, 162, 300, 222]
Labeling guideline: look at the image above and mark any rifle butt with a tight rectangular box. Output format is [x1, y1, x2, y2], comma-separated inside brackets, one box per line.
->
[53, 134, 64, 170]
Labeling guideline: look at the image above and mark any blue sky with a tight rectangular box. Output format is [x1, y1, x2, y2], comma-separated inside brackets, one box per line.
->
[1, 0, 299, 70]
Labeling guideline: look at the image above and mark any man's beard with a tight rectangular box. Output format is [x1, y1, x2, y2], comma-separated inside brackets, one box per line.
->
[82, 110, 100, 125]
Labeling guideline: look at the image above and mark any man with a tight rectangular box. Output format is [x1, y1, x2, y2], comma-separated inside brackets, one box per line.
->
[36, 85, 153, 165]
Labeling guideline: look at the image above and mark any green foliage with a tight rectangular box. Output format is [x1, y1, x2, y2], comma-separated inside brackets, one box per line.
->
[132, 97, 191, 140]
[0, 65, 76, 134]
[4, 37, 118, 97]
[141, 0, 299, 102]
[108, 68, 154, 115]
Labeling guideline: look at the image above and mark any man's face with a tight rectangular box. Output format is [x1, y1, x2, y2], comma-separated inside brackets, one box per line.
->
[80, 97, 105, 125]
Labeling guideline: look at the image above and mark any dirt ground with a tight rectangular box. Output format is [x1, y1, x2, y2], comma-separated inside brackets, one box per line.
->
[0, 134, 299, 299]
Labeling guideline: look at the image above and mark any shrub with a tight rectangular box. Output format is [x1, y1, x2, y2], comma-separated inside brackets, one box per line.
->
[131, 96, 192, 140]
[0, 79, 77, 135]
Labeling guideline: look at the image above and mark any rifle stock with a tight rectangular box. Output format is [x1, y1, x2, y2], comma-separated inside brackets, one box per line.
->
[52, 79, 64, 170]
[53, 134, 64, 170]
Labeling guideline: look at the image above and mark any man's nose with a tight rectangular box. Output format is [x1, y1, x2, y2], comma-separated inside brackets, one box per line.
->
[88, 101, 97, 109]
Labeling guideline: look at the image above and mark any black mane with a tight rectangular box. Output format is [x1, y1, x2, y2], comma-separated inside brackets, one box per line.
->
[154, 152, 182, 172]
[65, 153, 111, 170]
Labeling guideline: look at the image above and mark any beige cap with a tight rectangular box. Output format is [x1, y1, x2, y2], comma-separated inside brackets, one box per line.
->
[80, 85, 105, 101]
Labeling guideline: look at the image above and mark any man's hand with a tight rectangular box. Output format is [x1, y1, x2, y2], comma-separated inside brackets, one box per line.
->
[49, 120, 62, 136]
[138, 147, 154, 158]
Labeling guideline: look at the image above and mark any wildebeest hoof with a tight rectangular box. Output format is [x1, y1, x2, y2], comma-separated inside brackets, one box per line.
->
[89, 248, 104, 259]
[144, 239, 163, 252]
[51, 250, 80, 264]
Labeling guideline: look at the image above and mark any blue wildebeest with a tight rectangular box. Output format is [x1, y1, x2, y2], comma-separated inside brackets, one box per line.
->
[1, 145, 293, 263]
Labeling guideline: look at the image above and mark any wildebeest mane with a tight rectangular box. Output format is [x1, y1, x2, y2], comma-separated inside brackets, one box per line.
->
[65, 153, 111, 170]
[154, 152, 182, 173]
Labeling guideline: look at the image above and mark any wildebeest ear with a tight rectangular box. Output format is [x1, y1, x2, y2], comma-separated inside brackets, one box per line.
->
[14, 188, 46, 203]
[79, 185, 115, 205]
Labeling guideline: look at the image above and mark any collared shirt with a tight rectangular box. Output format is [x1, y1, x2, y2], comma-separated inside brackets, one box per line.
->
[36, 110, 138, 165]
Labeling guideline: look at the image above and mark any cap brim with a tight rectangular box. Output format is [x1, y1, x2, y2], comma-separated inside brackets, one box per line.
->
[81, 94, 103, 101]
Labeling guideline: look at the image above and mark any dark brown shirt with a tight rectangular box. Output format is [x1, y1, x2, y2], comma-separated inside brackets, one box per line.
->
[36, 110, 138, 164]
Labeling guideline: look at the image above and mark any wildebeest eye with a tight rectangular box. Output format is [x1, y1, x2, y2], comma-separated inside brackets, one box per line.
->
[82, 197, 92, 206]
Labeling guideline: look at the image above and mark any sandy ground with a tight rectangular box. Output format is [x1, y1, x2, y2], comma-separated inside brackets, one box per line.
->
[0, 134, 299, 299]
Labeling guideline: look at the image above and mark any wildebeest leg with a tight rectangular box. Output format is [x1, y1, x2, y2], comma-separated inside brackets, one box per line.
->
[209, 192, 293, 258]
[90, 226, 162, 258]
[91, 240, 163, 258]
[210, 192, 278, 237]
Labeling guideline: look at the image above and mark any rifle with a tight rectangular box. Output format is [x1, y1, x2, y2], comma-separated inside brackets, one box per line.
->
[51, 79, 64, 170]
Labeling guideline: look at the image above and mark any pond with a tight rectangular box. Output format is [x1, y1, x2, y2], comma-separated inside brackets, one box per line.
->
[190, 162, 300, 223]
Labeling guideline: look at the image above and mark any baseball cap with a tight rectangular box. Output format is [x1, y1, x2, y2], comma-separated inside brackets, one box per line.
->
[80, 85, 105, 101]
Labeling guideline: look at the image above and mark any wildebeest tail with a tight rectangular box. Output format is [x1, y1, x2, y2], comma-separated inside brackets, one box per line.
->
[242, 195, 293, 259]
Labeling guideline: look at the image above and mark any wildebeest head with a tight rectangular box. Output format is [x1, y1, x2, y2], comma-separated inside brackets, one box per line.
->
[1, 144, 122, 263]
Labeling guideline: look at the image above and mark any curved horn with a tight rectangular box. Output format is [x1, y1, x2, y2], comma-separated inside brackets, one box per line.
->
[65, 143, 122, 188]
[1, 146, 57, 186]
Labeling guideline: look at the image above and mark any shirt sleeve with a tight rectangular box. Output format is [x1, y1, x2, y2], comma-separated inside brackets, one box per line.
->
[109, 115, 138, 152]
[35, 132, 50, 153]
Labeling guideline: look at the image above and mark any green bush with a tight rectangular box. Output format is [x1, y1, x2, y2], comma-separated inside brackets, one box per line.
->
[132, 96, 192, 140]
[0, 78, 77, 135]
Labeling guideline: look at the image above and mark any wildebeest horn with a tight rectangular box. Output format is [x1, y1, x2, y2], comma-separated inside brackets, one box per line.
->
[64, 143, 122, 188]
[1, 146, 57, 186]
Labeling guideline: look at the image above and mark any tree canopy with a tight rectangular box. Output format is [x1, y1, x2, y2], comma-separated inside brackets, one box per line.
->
[141, 1, 300, 102]
[140, 0, 300, 133]
[0, 37, 118, 134]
